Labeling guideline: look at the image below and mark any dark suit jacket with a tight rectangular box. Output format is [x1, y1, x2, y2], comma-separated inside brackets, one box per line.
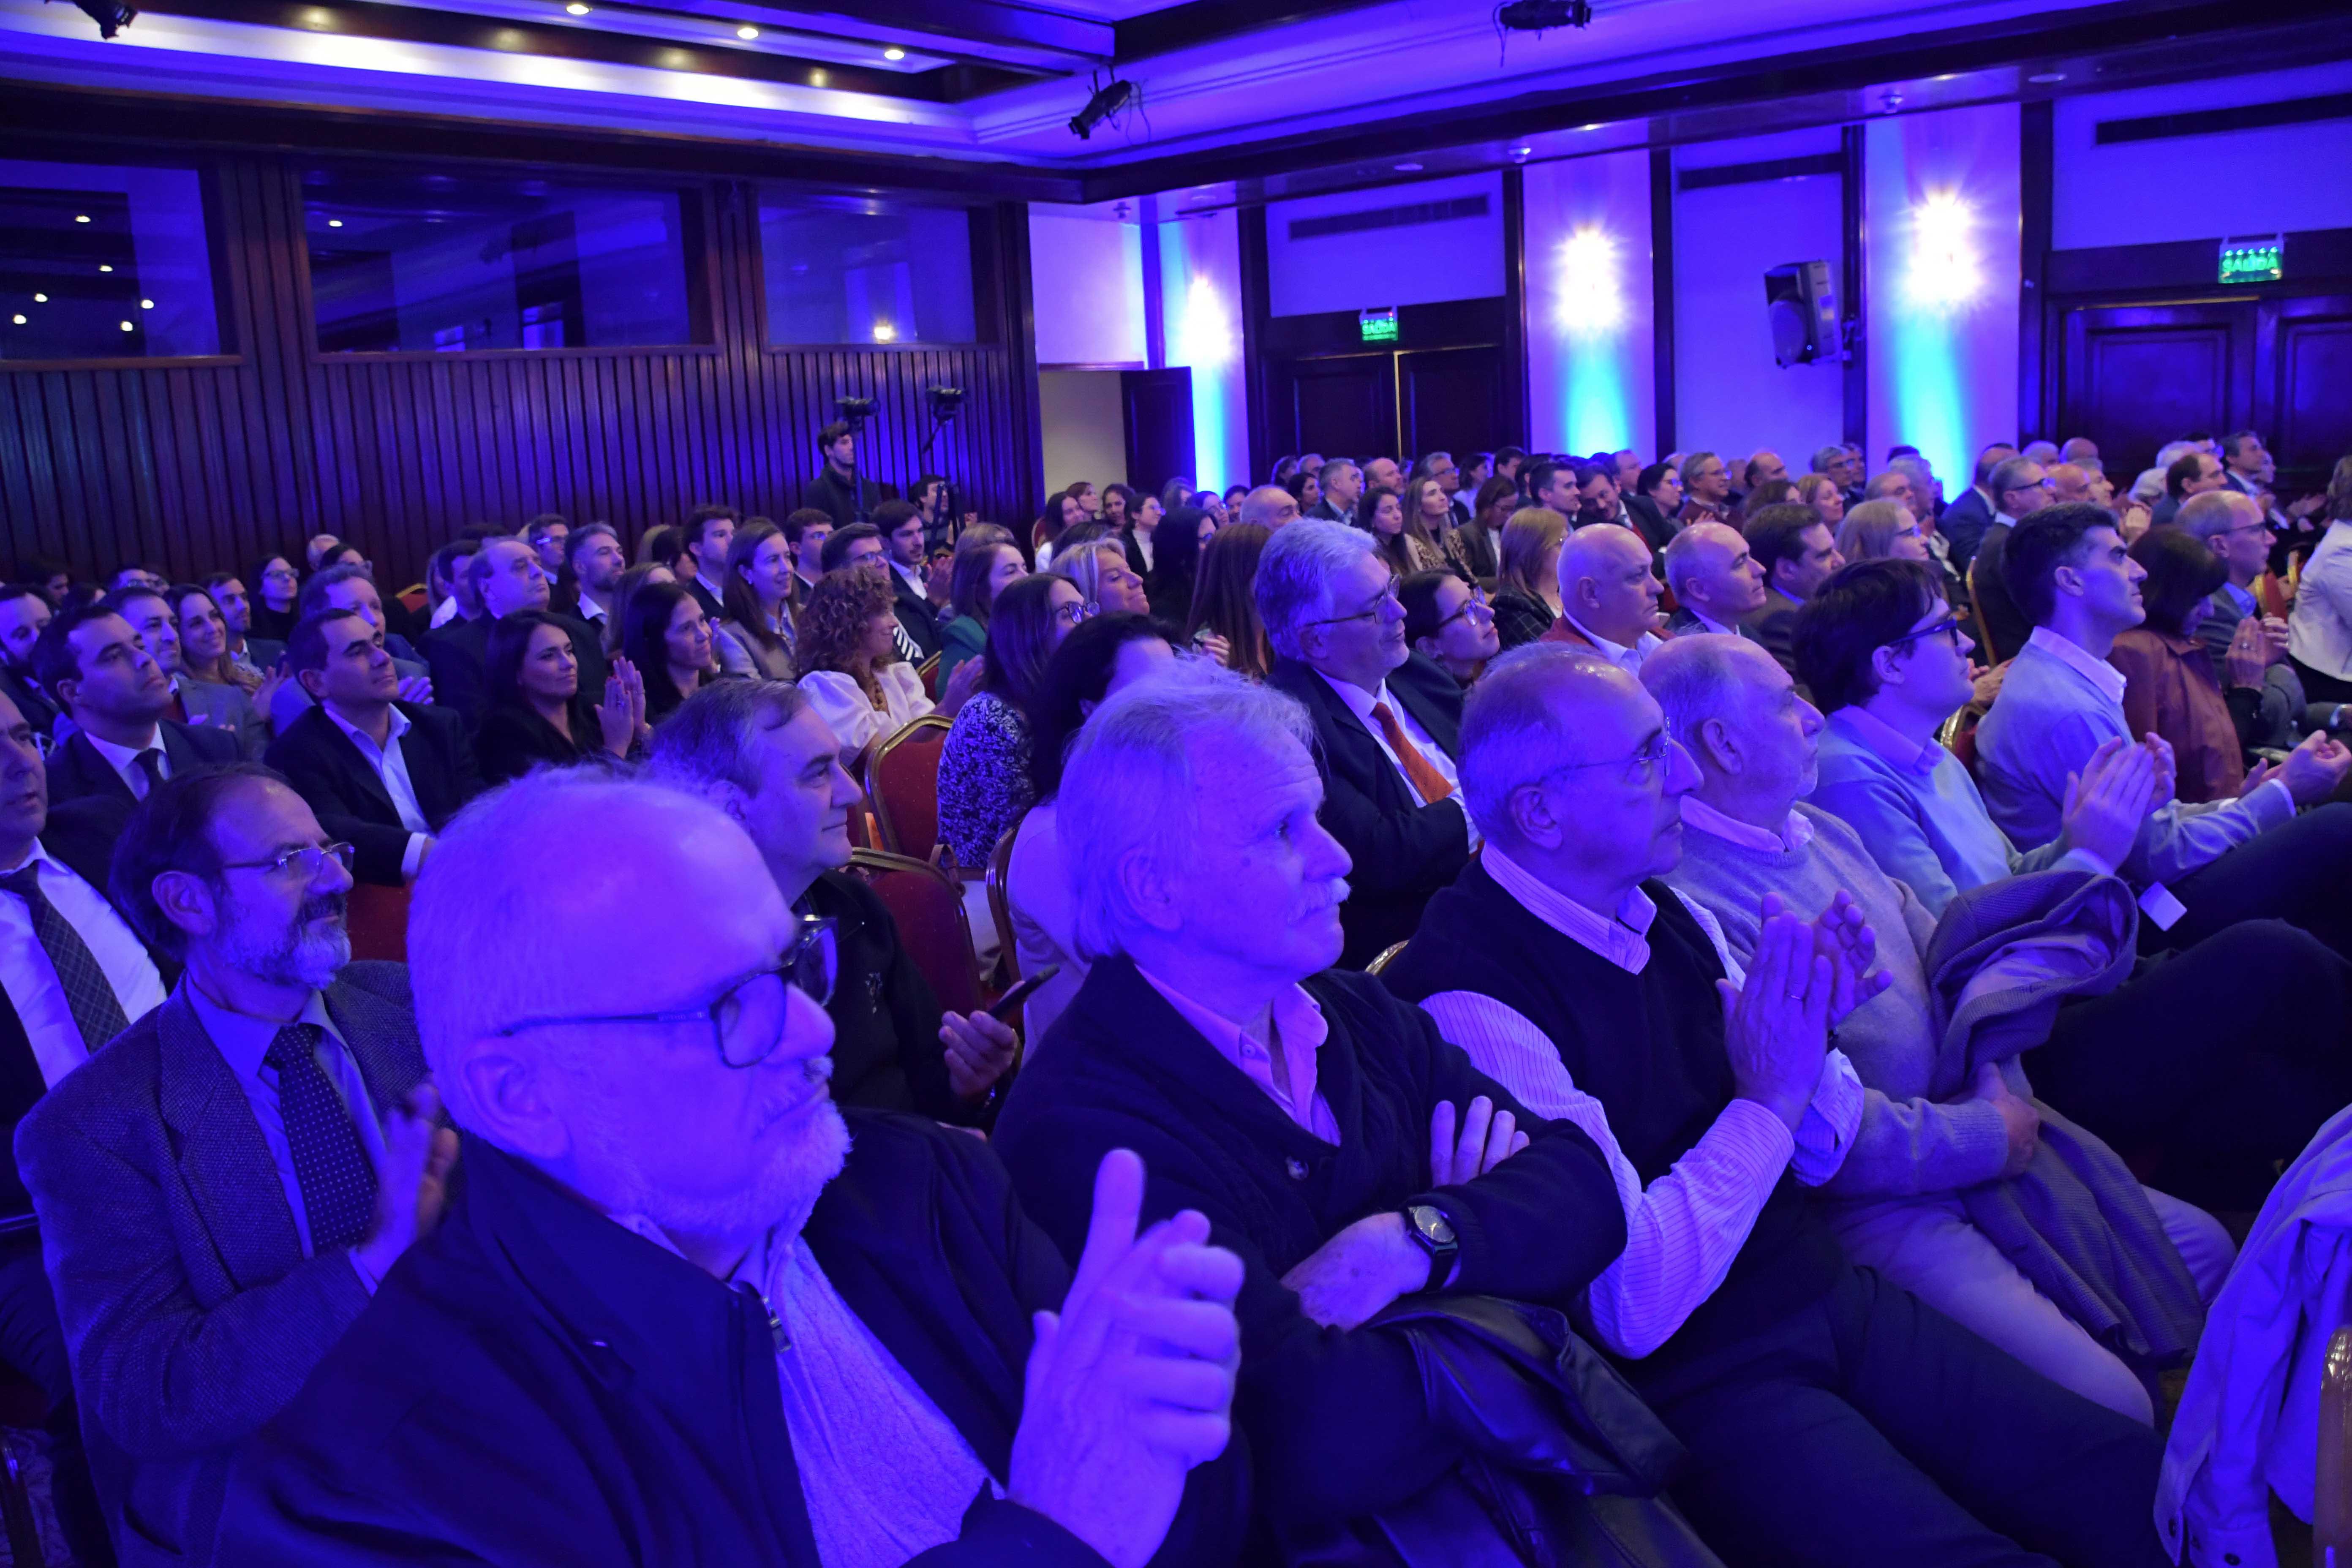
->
[425, 611, 607, 729]
[1939, 487, 1996, 573]
[45, 721, 240, 811]
[1304, 499, 1351, 525]
[1265, 654, 1469, 968]
[265, 703, 483, 887]
[216, 1117, 1247, 1567]
[1741, 590, 1805, 678]
[1969, 520, 2032, 664]
[890, 568, 944, 661]
[1665, 607, 1758, 641]
[0, 665, 59, 740]
[799, 466, 886, 530]
[15, 965, 424, 1568]
[1624, 494, 1678, 555]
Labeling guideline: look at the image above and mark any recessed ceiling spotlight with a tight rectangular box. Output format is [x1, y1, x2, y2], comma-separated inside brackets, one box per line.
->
[327, 218, 343, 227]
[1578, 122, 1602, 131]
[735, 24, 757, 39]
[141, 298, 154, 309]
[98, 264, 112, 273]
[1394, 161, 1423, 172]
[75, 214, 91, 224]
[1508, 145, 1533, 160]
[120, 321, 134, 332]
[565, 2, 588, 12]
[32, 293, 46, 302]
[8, 316, 22, 326]
[2028, 71, 2067, 83]
[883, 46, 904, 60]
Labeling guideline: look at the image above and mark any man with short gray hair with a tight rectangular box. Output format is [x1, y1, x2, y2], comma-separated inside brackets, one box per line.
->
[1237, 484, 1301, 531]
[218, 771, 1252, 1566]
[1307, 459, 1360, 523]
[1663, 522, 1767, 640]
[423, 538, 606, 726]
[1259, 520, 1470, 966]
[647, 680, 1016, 1120]
[1381, 644, 2173, 1566]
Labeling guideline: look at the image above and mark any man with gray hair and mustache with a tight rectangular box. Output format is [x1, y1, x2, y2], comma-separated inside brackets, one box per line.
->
[217, 770, 1251, 1566]
[17, 763, 448, 1567]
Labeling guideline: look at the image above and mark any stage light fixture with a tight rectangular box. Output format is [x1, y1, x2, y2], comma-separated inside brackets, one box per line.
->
[926, 386, 964, 418]
[54, 0, 136, 38]
[1496, 0, 1591, 34]
[1069, 77, 1135, 139]
[835, 396, 875, 427]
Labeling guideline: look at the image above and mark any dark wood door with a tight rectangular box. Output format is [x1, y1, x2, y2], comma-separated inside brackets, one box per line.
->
[2055, 299, 2256, 481]
[1121, 367, 1195, 500]
[2267, 294, 2352, 490]
[1399, 344, 1505, 465]
[1268, 354, 1394, 463]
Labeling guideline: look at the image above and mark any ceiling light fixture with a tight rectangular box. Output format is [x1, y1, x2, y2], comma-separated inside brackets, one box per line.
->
[565, 2, 589, 11]
[9, 316, 22, 326]
[2028, 71, 2067, 83]
[98, 264, 112, 272]
[883, 46, 904, 60]
[74, 214, 91, 224]
[1068, 76, 1135, 139]
[32, 293, 46, 302]
[328, 218, 343, 227]
[735, 24, 758, 39]
[120, 321, 134, 332]
[141, 299, 154, 309]
[1394, 161, 1423, 172]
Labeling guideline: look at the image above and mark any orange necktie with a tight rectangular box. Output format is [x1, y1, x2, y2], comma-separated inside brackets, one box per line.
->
[1371, 701, 1454, 806]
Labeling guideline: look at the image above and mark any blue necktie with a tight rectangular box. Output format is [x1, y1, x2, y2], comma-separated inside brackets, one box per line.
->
[262, 1024, 377, 1252]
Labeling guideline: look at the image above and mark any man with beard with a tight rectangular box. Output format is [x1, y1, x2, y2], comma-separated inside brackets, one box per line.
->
[216, 771, 1250, 1565]
[16, 763, 453, 1567]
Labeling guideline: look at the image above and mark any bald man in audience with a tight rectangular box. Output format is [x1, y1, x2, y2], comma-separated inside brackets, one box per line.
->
[217, 771, 1251, 1565]
[1663, 523, 1767, 640]
[1380, 645, 2173, 1568]
[1238, 485, 1302, 531]
[1542, 523, 1667, 673]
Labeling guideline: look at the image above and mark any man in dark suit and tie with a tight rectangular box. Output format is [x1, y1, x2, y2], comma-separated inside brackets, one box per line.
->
[1307, 457, 1361, 524]
[16, 764, 453, 1568]
[1258, 520, 1471, 967]
[30, 603, 240, 809]
[1739, 504, 1848, 683]
[423, 539, 604, 728]
[1936, 444, 2016, 574]
[872, 499, 945, 662]
[0, 689, 161, 1563]
[269, 610, 482, 888]
[1662, 522, 1768, 640]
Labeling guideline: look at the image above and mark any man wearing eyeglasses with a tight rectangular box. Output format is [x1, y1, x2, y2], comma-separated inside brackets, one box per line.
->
[18, 763, 451, 1568]
[2179, 490, 2304, 698]
[1384, 645, 2175, 1567]
[1259, 520, 1472, 968]
[217, 771, 1250, 1566]
[1964, 454, 2056, 662]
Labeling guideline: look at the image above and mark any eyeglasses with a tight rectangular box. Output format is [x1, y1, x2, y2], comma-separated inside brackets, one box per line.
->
[1305, 576, 1404, 629]
[1437, 587, 1493, 629]
[493, 916, 839, 1070]
[262, 566, 299, 584]
[1888, 615, 1969, 651]
[217, 841, 356, 880]
[1546, 730, 1677, 789]
[1054, 600, 1093, 627]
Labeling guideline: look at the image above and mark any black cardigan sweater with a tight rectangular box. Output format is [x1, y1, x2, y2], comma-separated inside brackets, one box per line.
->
[994, 955, 1625, 1531]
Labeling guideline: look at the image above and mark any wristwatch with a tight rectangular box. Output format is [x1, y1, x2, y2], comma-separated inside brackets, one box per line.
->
[1399, 1203, 1459, 1295]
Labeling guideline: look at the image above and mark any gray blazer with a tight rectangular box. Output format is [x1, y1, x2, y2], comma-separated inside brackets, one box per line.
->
[2196, 585, 2308, 747]
[176, 678, 268, 761]
[15, 964, 425, 1567]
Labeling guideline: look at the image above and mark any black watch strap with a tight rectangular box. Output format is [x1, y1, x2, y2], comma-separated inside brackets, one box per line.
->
[1401, 1203, 1459, 1294]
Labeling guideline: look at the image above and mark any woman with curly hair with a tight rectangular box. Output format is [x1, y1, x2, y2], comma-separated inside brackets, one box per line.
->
[795, 566, 940, 759]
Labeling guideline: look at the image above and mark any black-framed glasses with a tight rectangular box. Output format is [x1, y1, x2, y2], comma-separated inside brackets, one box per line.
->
[492, 916, 838, 1069]
[1054, 599, 1093, 628]
[217, 841, 356, 880]
[1889, 616, 1968, 651]
[1305, 576, 1404, 629]
[1437, 586, 1493, 629]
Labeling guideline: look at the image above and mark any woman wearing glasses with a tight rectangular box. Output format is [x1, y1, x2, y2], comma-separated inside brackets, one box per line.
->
[1402, 569, 1501, 687]
[935, 574, 1086, 876]
[247, 554, 303, 643]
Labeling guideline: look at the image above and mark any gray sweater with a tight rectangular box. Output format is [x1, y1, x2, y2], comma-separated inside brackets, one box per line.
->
[1665, 801, 2012, 1199]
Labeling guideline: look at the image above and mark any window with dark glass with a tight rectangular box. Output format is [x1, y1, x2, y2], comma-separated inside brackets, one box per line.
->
[303, 170, 699, 354]
[757, 192, 977, 346]
[1, 158, 222, 360]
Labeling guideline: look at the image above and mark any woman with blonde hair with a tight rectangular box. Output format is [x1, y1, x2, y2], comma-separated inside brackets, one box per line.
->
[1185, 521, 1272, 677]
[1053, 537, 1152, 617]
[1835, 499, 1931, 563]
[1490, 506, 1567, 650]
[1797, 471, 1847, 528]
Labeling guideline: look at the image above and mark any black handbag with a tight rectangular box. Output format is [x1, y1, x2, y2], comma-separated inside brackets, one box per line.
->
[1275, 1296, 1723, 1568]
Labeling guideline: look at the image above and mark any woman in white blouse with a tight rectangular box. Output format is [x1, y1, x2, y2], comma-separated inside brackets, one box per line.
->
[794, 566, 960, 760]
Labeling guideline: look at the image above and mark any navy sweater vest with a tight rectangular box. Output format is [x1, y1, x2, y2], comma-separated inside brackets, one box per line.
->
[1383, 863, 1844, 1370]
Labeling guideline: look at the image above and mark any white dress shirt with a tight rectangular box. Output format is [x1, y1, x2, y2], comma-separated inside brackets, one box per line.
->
[186, 983, 387, 1290]
[1313, 669, 1478, 847]
[324, 703, 431, 880]
[1417, 843, 1863, 1359]
[427, 596, 460, 630]
[0, 844, 167, 1083]
[83, 727, 168, 800]
[2290, 520, 2352, 681]
[1562, 614, 1666, 676]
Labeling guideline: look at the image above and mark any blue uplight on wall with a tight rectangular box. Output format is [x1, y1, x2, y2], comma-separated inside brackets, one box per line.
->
[1553, 225, 1633, 453]
[1157, 209, 1245, 494]
[1524, 154, 1653, 460]
[1905, 192, 1980, 309]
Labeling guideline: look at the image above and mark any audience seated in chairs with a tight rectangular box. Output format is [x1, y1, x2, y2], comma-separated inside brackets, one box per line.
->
[1400, 567, 1500, 689]
[710, 518, 796, 682]
[1379, 644, 2174, 1566]
[1963, 454, 2055, 664]
[1184, 521, 1271, 677]
[169, 583, 282, 721]
[873, 499, 946, 662]
[1739, 502, 1847, 678]
[424, 540, 606, 729]
[1490, 506, 1566, 650]
[600, 560, 671, 657]
[994, 664, 1646, 1557]
[1540, 522, 1668, 672]
[1975, 505, 2352, 966]
[796, 567, 974, 765]
[1834, 498, 1932, 566]
[1662, 521, 1768, 640]
[1258, 520, 1472, 968]
[31, 602, 240, 808]
[245, 554, 301, 644]
[273, 562, 437, 734]
[2177, 489, 2303, 700]
[266, 610, 482, 887]
[217, 770, 1251, 1566]
[470, 610, 644, 785]
[937, 528, 1027, 691]
[618, 579, 717, 726]
[19, 764, 451, 1568]
[1800, 558, 2352, 1209]
[936, 572, 1082, 875]
[648, 679, 1017, 1122]
[1642, 633, 2233, 1422]
[108, 585, 269, 761]
[1002, 615, 1177, 1046]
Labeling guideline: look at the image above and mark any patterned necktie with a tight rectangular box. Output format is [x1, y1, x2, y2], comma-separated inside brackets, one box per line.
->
[1370, 701, 1454, 806]
[131, 748, 165, 800]
[261, 1023, 378, 1252]
[0, 863, 131, 1053]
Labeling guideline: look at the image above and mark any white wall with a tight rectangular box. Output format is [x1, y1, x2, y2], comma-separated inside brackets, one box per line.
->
[2053, 63, 2352, 251]
[1040, 370, 1128, 496]
[1266, 172, 1503, 317]
[1028, 208, 1146, 365]
[1672, 128, 1846, 469]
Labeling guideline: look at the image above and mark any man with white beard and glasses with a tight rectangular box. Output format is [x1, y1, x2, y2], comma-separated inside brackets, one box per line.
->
[216, 772, 1252, 1566]
[16, 764, 449, 1567]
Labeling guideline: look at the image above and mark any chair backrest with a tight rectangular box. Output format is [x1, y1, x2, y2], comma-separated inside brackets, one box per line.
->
[986, 817, 1024, 986]
[868, 714, 954, 865]
[918, 654, 942, 701]
[347, 882, 411, 963]
[848, 849, 985, 1017]
[2319, 1326, 2352, 1560]
[1947, 719, 1982, 781]
[396, 584, 430, 615]
[2260, 570, 2292, 621]
[1965, 557, 2003, 666]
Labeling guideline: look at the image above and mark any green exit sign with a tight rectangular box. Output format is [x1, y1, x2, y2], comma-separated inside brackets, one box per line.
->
[1359, 308, 1399, 343]
[2219, 236, 2283, 285]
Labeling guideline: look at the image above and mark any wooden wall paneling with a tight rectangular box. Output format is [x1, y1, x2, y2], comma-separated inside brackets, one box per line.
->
[2265, 294, 2352, 487]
